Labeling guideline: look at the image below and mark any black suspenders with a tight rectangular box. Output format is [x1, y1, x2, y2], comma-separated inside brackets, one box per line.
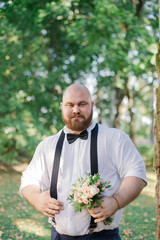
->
[50, 130, 65, 199]
[50, 123, 98, 229]
[89, 123, 98, 229]
[90, 123, 98, 175]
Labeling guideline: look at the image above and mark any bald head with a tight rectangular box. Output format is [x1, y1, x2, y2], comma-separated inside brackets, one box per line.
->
[62, 83, 92, 103]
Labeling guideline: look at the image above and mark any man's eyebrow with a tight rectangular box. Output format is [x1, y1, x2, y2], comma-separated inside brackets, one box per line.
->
[79, 101, 88, 104]
[65, 102, 73, 105]
[65, 101, 88, 105]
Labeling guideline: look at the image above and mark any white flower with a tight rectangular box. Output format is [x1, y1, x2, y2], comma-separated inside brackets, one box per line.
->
[81, 193, 89, 204]
[84, 175, 90, 185]
[89, 185, 98, 197]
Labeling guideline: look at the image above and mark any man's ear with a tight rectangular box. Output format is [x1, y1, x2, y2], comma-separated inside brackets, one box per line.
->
[60, 102, 63, 109]
[91, 101, 94, 108]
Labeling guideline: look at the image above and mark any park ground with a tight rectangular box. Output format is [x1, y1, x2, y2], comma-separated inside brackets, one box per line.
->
[0, 166, 156, 240]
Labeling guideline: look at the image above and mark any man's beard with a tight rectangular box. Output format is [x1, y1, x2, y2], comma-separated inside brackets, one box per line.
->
[61, 110, 93, 132]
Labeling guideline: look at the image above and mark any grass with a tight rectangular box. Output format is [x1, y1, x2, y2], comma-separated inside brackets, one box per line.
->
[0, 171, 51, 240]
[120, 170, 156, 239]
[0, 169, 156, 240]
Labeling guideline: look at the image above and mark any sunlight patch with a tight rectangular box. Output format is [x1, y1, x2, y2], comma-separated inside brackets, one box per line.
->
[14, 219, 50, 237]
[141, 171, 156, 198]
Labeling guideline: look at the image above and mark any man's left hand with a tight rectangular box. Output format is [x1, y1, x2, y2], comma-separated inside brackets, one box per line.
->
[88, 196, 118, 223]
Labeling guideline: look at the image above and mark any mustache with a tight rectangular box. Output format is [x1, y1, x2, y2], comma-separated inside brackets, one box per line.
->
[71, 113, 85, 118]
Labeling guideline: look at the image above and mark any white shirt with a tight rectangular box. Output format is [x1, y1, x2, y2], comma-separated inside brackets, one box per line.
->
[19, 121, 147, 236]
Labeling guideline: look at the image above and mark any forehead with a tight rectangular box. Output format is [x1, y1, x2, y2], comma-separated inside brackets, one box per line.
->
[63, 88, 90, 103]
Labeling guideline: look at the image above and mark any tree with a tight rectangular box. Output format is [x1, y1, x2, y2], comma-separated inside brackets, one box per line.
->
[0, 0, 158, 164]
[92, 0, 158, 144]
[154, 0, 160, 236]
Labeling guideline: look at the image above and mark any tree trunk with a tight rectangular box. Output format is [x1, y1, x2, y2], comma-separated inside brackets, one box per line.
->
[150, 82, 155, 144]
[127, 89, 135, 145]
[113, 87, 125, 128]
[95, 88, 103, 124]
[154, 31, 160, 238]
[113, 81, 136, 144]
[154, 86, 160, 240]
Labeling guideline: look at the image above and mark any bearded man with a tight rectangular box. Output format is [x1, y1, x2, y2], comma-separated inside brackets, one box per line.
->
[20, 83, 147, 240]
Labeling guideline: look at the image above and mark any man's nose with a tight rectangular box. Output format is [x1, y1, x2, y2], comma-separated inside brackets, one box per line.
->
[73, 105, 80, 113]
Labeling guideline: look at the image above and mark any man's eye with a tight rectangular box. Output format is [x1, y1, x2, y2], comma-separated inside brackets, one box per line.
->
[80, 102, 86, 106]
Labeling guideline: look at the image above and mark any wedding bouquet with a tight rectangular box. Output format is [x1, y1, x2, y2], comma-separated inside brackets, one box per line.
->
[67, 173, 112, 225]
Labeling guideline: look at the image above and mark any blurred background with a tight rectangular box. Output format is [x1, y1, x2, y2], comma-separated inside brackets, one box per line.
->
[0, 0, 159, 169]
[0, 1, 159, 239]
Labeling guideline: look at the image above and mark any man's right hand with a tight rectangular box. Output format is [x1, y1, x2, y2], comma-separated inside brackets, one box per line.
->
[21, 185, 64, 218]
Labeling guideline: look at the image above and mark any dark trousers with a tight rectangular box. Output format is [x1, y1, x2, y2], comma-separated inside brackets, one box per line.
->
[51, 226, 121, 240]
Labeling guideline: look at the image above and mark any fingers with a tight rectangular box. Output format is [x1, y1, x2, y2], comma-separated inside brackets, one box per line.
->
[40, 191, 64, 217]
[88, 207, 102, 218]
[43, 207, 61, 218]
[49, 198, 64, 207]
[88, 209, 107, 223]
[49, 199, 64, 215]
[94, 216, 106, 223]
[49, 202, 63, 212]
[46, 198, 64, 217]
[46, 191, 63, 207]
[88, 198, 113, 223]
[88, 206, 100, 214]
[88, 209, 108, 223]
[43, 201, 64, 218]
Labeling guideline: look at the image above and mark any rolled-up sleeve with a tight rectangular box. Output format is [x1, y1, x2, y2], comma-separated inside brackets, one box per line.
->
[19, 141, 50, 197]
[115, 132, 147, 184]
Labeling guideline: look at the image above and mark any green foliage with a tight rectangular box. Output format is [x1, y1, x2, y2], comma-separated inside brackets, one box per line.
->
[72, 201, 83, 212]
[0, 0, 158, 164]
[0, 134, 18, 164]
[137, 145, 154, 168]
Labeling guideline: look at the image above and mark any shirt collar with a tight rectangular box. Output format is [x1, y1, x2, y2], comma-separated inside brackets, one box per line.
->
[63, 121, 96, 134]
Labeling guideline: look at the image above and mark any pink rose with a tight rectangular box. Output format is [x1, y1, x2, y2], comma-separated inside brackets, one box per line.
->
[81, 186, 90, 194]
[74, 191, 78, 200]
[95, 180, 101, 186]
[88, 191, 93, 198]
[82, 199, 88, 204]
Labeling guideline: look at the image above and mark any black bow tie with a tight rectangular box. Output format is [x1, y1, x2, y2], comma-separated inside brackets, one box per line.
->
[67, 130, 88, 144]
